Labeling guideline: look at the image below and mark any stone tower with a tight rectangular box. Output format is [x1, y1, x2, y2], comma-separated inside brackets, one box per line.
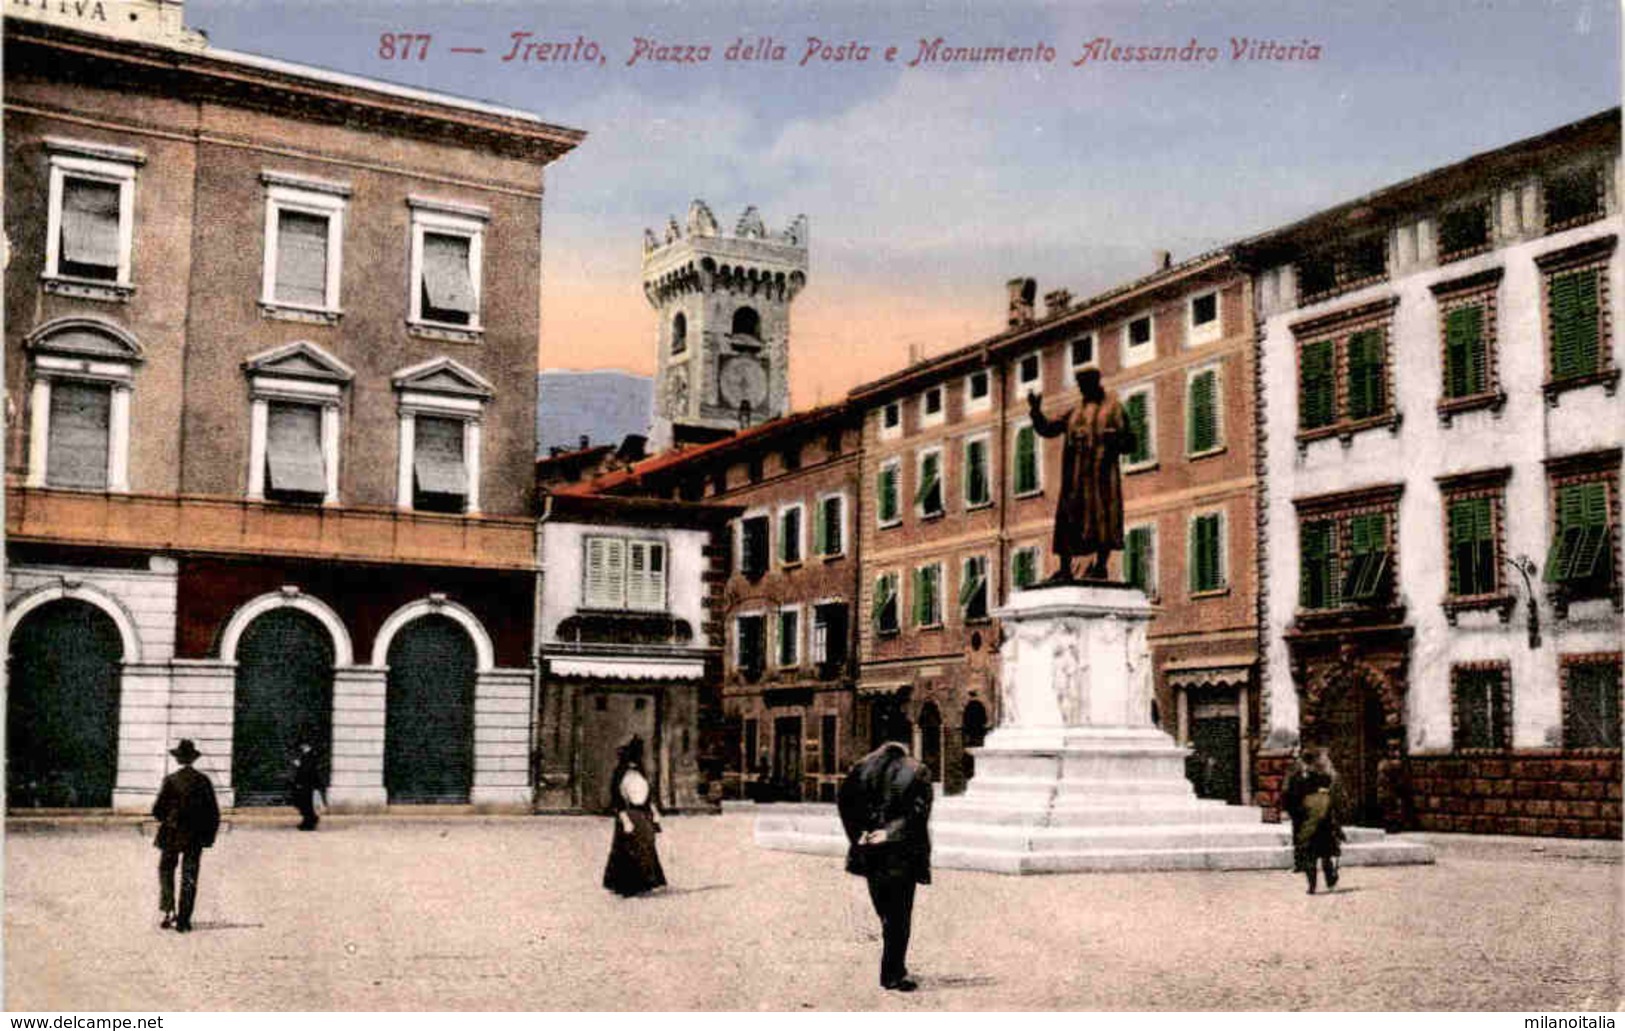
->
[644, 201, 808, 451]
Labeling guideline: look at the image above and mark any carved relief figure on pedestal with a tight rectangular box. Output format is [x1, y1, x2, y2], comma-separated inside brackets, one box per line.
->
[1051, 627, 1090, 726]
[999, 638, 1021, 726]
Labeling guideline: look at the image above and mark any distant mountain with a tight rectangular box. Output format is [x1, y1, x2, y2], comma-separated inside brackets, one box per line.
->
[536, 370, 653, 456]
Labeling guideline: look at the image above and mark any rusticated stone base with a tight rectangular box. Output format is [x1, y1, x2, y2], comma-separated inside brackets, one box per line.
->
[1408, 752, 1622, 839]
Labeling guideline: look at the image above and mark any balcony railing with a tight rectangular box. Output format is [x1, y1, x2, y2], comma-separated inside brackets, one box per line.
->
[7, 485, 535, 570]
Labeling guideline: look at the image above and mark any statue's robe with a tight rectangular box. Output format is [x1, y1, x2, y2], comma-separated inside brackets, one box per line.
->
[1031, 392, 1135, 558]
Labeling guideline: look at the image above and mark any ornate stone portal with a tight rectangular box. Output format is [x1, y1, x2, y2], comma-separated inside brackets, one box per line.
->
[756, 584, 1435, 873]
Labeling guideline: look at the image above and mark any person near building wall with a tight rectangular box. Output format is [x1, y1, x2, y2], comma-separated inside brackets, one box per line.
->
[602, 736, 667, 897]
[152, 739, 220, 933]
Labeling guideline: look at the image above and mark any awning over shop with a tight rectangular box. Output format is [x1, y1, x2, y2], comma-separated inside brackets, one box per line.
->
[546, 655, 705, 681]
[1164, 654, 1256, 691]
[857, 680, 910, 698]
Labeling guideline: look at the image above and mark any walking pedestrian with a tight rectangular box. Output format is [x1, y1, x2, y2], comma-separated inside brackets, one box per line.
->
[152, 739, 221, 933]
[1282, 746, 1346, 894]
[291, 741, 325, 831]
[837, 739, 933, 992]
[602, 735, 667, 897]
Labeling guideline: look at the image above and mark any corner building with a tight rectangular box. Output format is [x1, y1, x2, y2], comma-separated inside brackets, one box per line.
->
[4, 2, 581, 811]
[1241, 109, 1622, 837]
[560, 406, 864, 803]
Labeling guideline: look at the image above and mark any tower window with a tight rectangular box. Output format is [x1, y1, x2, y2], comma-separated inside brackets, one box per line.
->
[672, 312, 687, 356]
[732, 306, 761, 338]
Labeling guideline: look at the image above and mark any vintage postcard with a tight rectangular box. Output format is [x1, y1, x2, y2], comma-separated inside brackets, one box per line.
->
[3, 0, 1620, 1016]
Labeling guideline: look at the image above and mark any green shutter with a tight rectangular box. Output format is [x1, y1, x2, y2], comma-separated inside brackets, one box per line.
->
[872, 576, 894, 631]
[879, 466, 898, 522]
[1125, 393, 1149, 464]
[1192, 516, 1220, 592]
[1550, 269, 1600, 380]
[958, 558, 986, 609]
[1300, 340, 1336, 428]
[814, 502, 829, 556]
[1013, 549, 1035, 589]
[1188, 371, 1217, 454]
[1127, 527, 1152, 591]
[966, 440, 988, 504]
[1449, 496, 1495, 596]
[1445, 305, 1486, 399]
[916, 454, 941, 512]
[1015, 426, 1037, 493]
[1346, 329, 1386, 419]
[1301, 519, 1335, 609]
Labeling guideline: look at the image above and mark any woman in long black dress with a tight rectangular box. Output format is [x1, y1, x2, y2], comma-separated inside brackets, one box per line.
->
[602, 736, 667, 896]
[1282, 747, 1346, 894]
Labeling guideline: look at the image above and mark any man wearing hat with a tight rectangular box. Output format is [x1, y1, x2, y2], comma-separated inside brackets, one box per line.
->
[152, 739, 220, 933]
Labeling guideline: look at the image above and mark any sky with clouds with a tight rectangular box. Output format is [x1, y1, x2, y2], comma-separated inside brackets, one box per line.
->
[187, 0, 1620, 407]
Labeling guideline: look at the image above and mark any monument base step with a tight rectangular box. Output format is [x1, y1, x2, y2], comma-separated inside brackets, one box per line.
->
[752, 803, 1436, 874]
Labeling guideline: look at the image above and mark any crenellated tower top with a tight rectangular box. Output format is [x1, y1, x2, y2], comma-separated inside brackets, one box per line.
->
[644, 201, 808, 450]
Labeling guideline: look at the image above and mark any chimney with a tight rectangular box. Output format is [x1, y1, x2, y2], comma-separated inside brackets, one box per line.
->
[1154, 250, 1172, 271]
[578, 434, 590, 450]
[1007, 277, 1037, 328]
[1043, 288, 1073, 318]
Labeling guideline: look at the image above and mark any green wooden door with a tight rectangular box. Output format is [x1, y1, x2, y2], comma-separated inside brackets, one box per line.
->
[7, 600, 124, 808]
[385, 616, 476, 804]
[233, 608, 334, 806]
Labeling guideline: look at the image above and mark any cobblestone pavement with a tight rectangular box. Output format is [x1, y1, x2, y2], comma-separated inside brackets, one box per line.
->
[5, 813, 1620, 1011]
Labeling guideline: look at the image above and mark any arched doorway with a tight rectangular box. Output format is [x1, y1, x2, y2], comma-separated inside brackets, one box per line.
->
[961, 700, 989, 784]
[233, 608, 335, 806]
[918, 702, 943, 782]
[385, 615, 476, 803]
[1317, 671, 1389, 826]
[8, 599, 124, 808]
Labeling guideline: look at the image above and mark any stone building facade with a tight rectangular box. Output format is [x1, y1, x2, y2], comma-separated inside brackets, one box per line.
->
[1241, 108, 1622, 837]
[645, 200, 808, 451]
[4, 2, 581, 811]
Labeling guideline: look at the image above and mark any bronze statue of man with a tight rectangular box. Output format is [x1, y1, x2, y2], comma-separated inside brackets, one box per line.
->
[1027, 368, 1137, 581]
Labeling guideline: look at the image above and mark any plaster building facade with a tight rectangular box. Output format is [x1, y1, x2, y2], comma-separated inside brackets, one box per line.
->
[532, 493, 738, 813]
[4, 2, 581, 811]
[645, 200, 808, 451]
[555, 406, 864, 803]
[1241, 108, 1623, 837]
[850, 257, 1261, 800]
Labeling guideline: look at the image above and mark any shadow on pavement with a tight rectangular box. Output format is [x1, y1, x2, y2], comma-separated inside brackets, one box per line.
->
[652, 884, 733, 897]
[928, 974, 999, 990]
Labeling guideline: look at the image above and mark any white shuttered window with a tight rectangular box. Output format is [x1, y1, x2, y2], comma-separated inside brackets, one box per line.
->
[585, 537, 667, 612]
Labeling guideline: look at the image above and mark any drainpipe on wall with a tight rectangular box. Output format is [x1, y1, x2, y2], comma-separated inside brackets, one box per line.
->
[530, 493, 553, 811]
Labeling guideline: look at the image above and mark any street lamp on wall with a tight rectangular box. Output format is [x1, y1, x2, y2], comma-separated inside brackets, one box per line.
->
[1505, 554, 1541, 650]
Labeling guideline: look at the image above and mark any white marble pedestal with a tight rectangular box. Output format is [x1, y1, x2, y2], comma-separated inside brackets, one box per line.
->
[756, 583, 1434, 873]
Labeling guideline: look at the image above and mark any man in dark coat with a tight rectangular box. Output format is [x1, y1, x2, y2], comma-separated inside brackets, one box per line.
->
[1028, 367, 1137, 580]
[152, 739, 220, 933]
[291, 742, 325, 831]
[837, 740, 933, 992]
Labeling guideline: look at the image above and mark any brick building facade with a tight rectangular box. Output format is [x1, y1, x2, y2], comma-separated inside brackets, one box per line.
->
[848, 256, 1261, 799]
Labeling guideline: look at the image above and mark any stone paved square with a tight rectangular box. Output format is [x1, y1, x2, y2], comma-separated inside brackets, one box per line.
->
[5, 814, 1620, 1011]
